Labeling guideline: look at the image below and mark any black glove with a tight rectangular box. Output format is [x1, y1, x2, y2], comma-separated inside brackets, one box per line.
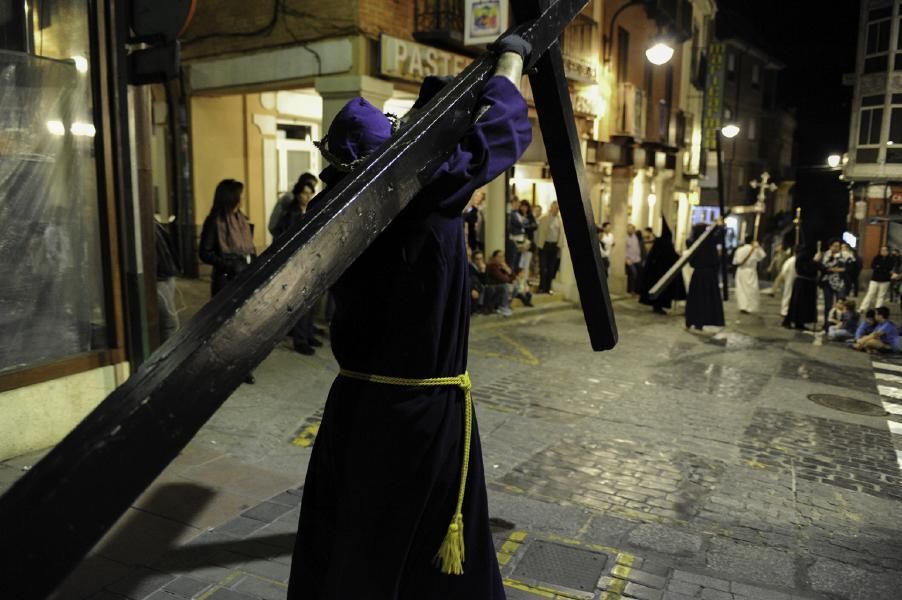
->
[490, 34, 531, 61]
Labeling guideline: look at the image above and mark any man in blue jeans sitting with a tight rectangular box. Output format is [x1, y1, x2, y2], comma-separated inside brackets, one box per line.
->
[853, 306, 900, 353]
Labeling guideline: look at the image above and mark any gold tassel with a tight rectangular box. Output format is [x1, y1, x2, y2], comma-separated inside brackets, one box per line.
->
[434, 513, 465, 575]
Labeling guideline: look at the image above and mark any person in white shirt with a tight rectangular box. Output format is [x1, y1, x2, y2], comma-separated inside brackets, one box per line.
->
[537, 201, 562, 293]
[779, 251, 797, 317]
[733, 237, 767, 313]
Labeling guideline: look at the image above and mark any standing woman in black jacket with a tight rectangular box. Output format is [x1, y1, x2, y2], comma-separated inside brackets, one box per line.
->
[199, 178, 257, 383]
[860, 245, 894, 312]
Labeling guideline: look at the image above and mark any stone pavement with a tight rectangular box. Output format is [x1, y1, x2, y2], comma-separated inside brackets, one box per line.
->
[3, 286, 902, 599]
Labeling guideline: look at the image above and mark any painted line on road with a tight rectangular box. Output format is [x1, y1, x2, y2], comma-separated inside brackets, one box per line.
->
[875, 371, 902, 383]
[870, 358, 902, 476]
[877, 385, 902, 400]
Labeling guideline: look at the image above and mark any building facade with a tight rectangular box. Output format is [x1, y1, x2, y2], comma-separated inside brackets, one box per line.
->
[0, 0, 154, 459]
[177, 0, 718, 295]
[698, 19, 796, 249]
[844, 0, 902, 264]
[0, 0, 722, 458]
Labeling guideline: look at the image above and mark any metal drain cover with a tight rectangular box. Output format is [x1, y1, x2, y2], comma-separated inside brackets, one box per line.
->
[808, 394, 888, 416]
[512, 540, 607, 592]
[504, 587, 552, 600]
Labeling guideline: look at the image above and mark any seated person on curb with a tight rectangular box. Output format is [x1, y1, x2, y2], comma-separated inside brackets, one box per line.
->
[469, 249, 512, 316]
[853, 306, 900, 353]
[827, 299, 859, 342]
[827, 298, 846, 330]
[486, 249, 533, 307]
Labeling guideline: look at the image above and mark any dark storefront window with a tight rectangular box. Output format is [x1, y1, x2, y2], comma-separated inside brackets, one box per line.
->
[0, 0, 109, 374]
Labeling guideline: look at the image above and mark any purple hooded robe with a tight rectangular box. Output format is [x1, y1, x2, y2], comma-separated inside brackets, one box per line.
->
[287, 75, 532, 599]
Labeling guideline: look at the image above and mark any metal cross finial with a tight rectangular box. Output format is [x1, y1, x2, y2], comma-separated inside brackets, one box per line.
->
[749, 170, 778, 205]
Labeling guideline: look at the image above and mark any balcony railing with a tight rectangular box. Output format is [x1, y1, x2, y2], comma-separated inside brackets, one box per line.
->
[561, 14, 598, 83]
[413, 0, 466, 50]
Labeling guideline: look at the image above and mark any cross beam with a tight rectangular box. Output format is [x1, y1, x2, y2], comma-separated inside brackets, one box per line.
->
[511, 0, 618, 351]
[648, 222, 724, 300]
[0, 1, 612, 596]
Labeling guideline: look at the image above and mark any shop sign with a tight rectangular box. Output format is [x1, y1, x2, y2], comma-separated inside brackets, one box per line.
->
[701, 42, 725, 151]
[379, 35, 472, 83]
[464, 0, 509, 46]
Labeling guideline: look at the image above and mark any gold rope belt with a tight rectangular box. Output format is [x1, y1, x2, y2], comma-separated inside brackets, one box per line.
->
[338, 368, 473, 576]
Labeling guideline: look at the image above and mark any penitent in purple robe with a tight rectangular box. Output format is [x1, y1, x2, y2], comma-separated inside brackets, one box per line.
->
[287, 76, 531, 599]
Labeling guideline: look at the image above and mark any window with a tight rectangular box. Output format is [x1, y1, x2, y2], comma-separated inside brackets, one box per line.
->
[724, 106, 733, 120]
[617, 27, 630, 83]
[726, 51, 736, 81]
[888, 95, 902, 161]
[859, 108, 884, 145]
[865, 9, 892, 74]
[751, 64, 760, 88]
[0, 0, 111, 373]
[748, 118, 757, 141]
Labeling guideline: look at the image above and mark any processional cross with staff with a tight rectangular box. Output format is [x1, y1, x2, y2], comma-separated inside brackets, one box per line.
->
[0, 1, 617, 596]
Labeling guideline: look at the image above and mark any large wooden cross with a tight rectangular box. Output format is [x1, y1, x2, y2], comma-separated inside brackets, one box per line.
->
[0, 1, 616, 596]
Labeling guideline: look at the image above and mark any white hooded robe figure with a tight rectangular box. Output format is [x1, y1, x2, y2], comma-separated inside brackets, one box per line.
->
[780, 254, 797, 317]
[733, 241, 767, 313]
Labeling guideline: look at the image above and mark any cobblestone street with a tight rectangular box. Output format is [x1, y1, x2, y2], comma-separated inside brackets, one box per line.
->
[5, 292, 902, 600]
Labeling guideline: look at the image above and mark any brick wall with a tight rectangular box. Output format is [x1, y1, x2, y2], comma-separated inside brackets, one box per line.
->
[358, 0, 416, 42]
[181, 0, 361, 60]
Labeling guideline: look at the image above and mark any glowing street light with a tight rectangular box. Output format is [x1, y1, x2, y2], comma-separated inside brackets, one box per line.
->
[720, 123, 740, 139]
[71, 55, 89, 74]
[827, 154, 841, 168]
[645, 42, 675, 65]
[46, 120, 65, 136]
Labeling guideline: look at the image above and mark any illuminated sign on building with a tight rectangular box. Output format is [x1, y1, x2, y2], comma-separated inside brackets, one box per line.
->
[379, 35, 472, 84]
[702, 43, 725, 151]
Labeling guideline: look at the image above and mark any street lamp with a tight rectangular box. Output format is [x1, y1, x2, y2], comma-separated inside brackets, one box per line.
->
[603, 0, 675, 66]
[720, 123, 740, 139]
[827, 154, 841, 168]
[645, 41, 675, 65]
[715, 123, 740, 300]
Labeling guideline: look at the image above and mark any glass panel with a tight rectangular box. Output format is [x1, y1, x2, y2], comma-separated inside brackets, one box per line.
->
[879, 20, 892, 52]
[863, 94, 885, 106]
[865, 55, 889, 74]
[0, 0, 108, 374]
[856, 148, 880, 163]
[869, 22, 879, 54]
[890, 108, 902, 145]
[871, 108, 885, 144]
[870, 7, 892, 21]
[887, 147, 902, 163]
[860, 110, 870, 145]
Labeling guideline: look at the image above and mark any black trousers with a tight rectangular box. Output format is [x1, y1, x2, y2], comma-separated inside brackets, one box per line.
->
[291, 311, 315, 346]
[539, 242, 560, 292]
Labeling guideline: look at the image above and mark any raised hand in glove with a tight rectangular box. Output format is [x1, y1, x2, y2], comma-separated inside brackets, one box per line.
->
[489, 34, 532, 61]
[490, 34, 531, 88]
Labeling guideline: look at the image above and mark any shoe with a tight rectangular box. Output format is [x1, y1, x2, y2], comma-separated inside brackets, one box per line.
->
[294, 344, 315, 355]
[244, 374, 256, 385]
[309, 337, 323, 347]
[313, 326, 327, 336]
[496, 306, 513, 317]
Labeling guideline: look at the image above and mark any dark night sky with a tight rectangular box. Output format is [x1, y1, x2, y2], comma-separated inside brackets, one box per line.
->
[717, 0, 860, 168]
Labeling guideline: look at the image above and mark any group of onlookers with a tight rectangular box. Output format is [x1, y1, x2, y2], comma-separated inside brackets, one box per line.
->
[196, 173, 329, 383]
[773, 238, 902, 354]
[464, 192, 564, 317]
